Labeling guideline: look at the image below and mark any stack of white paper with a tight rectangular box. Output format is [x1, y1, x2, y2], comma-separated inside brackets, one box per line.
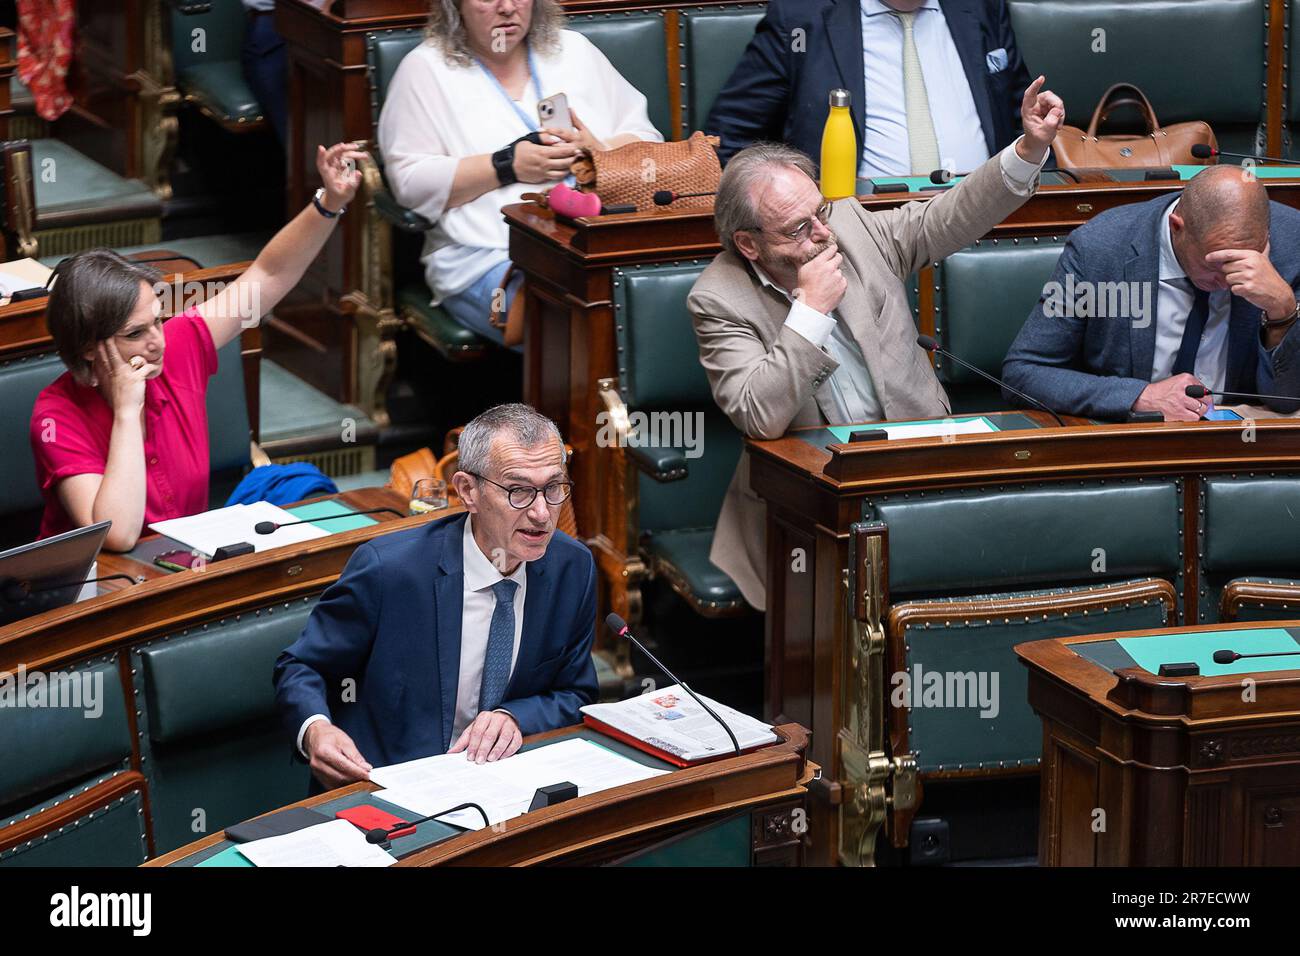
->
[149, 501, 327, 556]
[371, 738, 669, 830]
[234, 819, 396, 867]
[580, 685, 777, 763]
[882, 418, 996, 441]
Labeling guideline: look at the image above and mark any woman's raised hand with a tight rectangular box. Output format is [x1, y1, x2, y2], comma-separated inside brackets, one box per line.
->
[316, 141, 369, 211]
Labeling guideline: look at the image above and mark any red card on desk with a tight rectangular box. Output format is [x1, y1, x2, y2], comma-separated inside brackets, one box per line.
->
[336, 805, 416, 839]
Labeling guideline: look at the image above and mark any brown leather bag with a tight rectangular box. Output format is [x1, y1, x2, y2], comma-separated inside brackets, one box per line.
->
[581, 131, 721, 212]
[1052, 83, 1216, 169]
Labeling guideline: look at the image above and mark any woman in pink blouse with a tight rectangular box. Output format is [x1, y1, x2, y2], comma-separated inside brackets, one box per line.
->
[30, 141, 366, 551]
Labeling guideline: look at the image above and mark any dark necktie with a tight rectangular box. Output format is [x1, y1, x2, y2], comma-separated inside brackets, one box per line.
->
[478, 579, 518, 713]
[1172, 284, 1211, 377]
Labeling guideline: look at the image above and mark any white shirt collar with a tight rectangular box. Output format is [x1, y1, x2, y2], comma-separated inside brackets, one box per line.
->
[462, 514, 528, 592]
[751, 262, 794, 301]
[863, 0, 941, 18]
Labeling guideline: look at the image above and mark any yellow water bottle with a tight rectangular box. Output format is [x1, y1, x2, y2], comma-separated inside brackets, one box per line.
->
[821, 88, 857, 200]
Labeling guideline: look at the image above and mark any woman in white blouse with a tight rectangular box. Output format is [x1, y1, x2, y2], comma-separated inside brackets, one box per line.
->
[378, 0, 663, 348]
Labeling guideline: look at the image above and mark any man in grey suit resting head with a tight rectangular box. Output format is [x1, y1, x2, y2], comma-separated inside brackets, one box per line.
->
[687, 77, 1064, 611]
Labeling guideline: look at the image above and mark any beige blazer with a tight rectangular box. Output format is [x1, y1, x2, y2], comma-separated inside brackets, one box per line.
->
[687, 151, 1036, 610]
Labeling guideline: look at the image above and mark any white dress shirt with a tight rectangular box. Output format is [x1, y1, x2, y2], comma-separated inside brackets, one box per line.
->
[296, 515, 528, 757]
[761, 142, 1044, 425]
[1151, 199, 1232, 393]
[859, 0, 991, 178]
[378, 32, 662, 304]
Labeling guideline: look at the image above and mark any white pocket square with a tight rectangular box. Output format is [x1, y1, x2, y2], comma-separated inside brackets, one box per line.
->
[986, 48, 1009, 73]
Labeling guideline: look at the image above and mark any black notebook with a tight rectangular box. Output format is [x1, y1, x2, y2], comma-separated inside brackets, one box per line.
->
[224, 807, 333, 844]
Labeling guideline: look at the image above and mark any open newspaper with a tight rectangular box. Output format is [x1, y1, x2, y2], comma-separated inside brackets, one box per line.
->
[580, 685, 777, 765]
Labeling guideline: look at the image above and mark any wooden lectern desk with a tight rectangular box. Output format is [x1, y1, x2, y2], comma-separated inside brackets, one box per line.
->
[147, 723, 814, 867]
[1017, 621, 1300, 866]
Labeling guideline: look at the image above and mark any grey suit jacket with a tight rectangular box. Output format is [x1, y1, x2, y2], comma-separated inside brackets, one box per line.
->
[1002, 193, 1300, 420]
[688, 150, 1037, 610]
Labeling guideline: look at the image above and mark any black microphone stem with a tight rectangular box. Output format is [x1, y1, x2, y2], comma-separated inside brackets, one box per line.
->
[919, 338, 1067, 427]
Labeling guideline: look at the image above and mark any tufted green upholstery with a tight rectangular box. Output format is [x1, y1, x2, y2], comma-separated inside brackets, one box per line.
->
[867, 480, 1183, 597]
[1200, 476, 1300, 622]
[367, 29, 426, 131]
[0, 784, 148, 867]
[678, 5, 767, 139]
[398, 284, 492, 360]
[0, 657, 131, 812]
[935, 238, 1065, 412]
[1009, 0, 1267, 156]
[567, 13, 672, 140]
[170, 0, 264, 126]
[135, 598, 316, 853]
[899, 583, 1174, 773]
[613, 262, 746, 610]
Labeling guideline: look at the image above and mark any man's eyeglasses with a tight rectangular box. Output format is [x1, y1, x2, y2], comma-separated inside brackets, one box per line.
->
[466, 472, 574, 510]
[750, 200, 833, 244]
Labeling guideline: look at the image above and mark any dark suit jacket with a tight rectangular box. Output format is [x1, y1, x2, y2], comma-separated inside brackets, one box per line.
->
[1002, 194, 1300, 419]
[705, 0, 1030, 166]
[273, 512, 599, 772]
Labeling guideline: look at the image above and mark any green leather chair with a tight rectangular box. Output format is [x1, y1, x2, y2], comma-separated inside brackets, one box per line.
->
[0, 341, 252, 551]
[168, 0, 266, 131]
[0, 655, 148, 867]
[1201, 475, 1300, 622]
[567, 12, 672, 140]
[934, 236, 1066, 413]
[133, 596, 316, 853]
[1009, 0, 1267, 157]
[866, 478, 1184, 776]
[678, 4, 767, 139]
[605, 261, 748, 615]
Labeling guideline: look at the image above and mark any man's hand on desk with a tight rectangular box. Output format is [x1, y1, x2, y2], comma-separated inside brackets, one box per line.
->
[304, 721, 373, 789]
[448, 710, 522, 764]
[1133, 373, 1208, 422]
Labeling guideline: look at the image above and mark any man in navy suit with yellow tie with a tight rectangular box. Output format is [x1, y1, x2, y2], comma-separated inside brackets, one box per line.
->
[274, 404, 598, 790]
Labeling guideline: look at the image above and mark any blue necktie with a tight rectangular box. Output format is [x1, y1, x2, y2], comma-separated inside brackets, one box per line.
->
[1172, 285, 1211, 377]
[478, 579, 518, 713]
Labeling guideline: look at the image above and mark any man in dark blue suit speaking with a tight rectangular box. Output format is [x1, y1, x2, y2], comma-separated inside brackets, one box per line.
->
[706, 0, 1030, 174]
[274, 404, 598, 789]
[1003, 165, 1300, 421]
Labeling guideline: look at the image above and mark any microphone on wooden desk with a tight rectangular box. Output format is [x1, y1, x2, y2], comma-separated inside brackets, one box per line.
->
[1184, 384, 1300, 408]
[1213, 648, 1300, 665]
[363, 802, 491, 844]
[253, 508, 405, 536]
[1190, 143, 1300, 166]
[604, 612, 740, 756]
[915, 334, 1067, 427]
[652, 189, 717, 206]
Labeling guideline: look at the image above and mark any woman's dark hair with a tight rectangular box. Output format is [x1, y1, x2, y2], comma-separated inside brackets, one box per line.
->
[45, 248, 163, 382]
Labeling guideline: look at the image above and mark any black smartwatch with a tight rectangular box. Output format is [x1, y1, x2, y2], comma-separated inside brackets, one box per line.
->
[492, 132, 544, 187]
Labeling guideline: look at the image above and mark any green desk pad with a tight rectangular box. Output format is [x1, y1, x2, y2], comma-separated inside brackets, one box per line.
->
[284, 498, 379, 532]
[1173, 164, 1300, 180]
[859, 170, 1081, 194]
[825, 415, 999, 444]
[798, 412, 1044, 451]
[169, 726, 677, 867]
[1074, 626, 1300, 677]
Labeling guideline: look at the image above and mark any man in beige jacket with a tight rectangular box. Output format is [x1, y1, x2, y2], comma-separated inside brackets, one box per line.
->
[689, 76, 1064, 611]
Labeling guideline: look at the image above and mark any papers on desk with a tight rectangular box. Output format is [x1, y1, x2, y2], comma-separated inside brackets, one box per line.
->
[580, 685, 777, 764]
[0, 258, 51, 300]
[827, 416, 998, 444]
[148, 501, 327, 557]
[371, 738, 670, 830]
[233, 819, 395, 868]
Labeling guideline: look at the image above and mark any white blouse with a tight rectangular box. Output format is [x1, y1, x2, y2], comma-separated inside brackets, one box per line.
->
[377, 31, 664, 303]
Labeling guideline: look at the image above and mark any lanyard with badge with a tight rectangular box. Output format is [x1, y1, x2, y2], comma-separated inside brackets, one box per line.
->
[473, 42, 545, 134]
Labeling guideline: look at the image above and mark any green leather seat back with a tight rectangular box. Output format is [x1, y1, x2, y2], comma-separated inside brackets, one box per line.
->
[0, 353, 66, 529]
[936, 238, 1065, 387]
[0, 656, 132, 814]
[867, 480, 1183, 596]
[567, 13, 671, 139]
[170, 0, 262, 123]
[208, 340, 252, 476]
[0, 785, 147, 867]
[367, 28, 427, 128]
[1201, 476, 1300, 622]
[679, 5, 767, 138]
[899, 586, 1172, 772]
[614, 262, 740, 532]
[134, 597, 316, 853]
[1009, 0, 1266, 155]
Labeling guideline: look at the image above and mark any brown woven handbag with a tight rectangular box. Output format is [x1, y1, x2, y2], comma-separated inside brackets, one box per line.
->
[1053, 82, 1216, 169]
[578, 131, 722, 211]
